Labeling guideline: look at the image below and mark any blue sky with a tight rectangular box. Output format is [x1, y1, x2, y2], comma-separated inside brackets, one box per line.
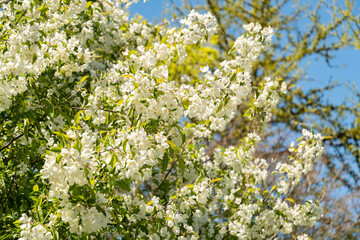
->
[129, 0, 360, 107]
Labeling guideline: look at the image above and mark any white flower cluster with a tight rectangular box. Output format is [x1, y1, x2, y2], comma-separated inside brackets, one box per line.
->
[3, 0, 324, 239]
[41, 129, 98, 197]
[19, 214, 52, 240]
[275, 129, 324, 194]
[179, 10, 218, 45]
[61, 196, 111, 234]
[0, 0, 95, 111]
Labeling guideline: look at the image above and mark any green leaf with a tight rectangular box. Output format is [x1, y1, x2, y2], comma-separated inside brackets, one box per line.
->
[38, 29, 47, 37]
[32, 54, 37, 64]
[123, 139, 128, 151]
[42, 99, 54, 114]
[176, 125, 186, 145]
[286, 198, 295, 203]
[215, 102, 223, 114]
[13, 220, 21, 225]
[89, 177, 95, 187]
[161, 153, 169, 172]
[72, 140, 81, 150]
[36, 205, 43, 221]
[120, 74, 134, 79]
[74, 111, 81, 124]
[129, 65, 135, 74]
[196, 40, 201, 48]
[24, 121, 29, 141]
[224, 96, 230, 106]
[53, 131, 73, 140]
[50, 147, 62, 153]
[166, 140, 178, 152]
[243, 108, 252, 117]
[110, 154, 117, 169]
[297, 136, 304, 142]
[85, 1, 92, 8]
[228, 46, 235, 55]
[230, 72, 237, 82]
[177, 156, 185, 175]
[33, 184, 39, 192]
[69, 195, 86, 203]
[210, 178, 223, 183]
[56, 154, 62, 163]
[116, 99, 124, 107]
[51, 227, 59, 240]
[182, 98, 190, 110]
[118, 179, 131, 192]
[80, 75, 89, 83]
[38, 4, 46, 11]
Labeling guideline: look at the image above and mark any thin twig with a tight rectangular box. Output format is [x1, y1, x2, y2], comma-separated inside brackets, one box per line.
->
[71, 106, 121, 113]
[0, 124, 36, 152]
[154, 136, 195, 195]
[65, 89, 83, 102]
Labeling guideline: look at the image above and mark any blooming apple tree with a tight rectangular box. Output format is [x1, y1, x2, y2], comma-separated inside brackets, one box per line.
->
[0, 0, 324, 239]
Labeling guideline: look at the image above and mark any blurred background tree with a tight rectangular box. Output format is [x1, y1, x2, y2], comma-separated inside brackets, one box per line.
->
[168, 0, 360, 238]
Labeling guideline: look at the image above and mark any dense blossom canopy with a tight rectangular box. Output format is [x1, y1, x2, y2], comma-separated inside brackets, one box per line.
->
[0, 0, 324, 239]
